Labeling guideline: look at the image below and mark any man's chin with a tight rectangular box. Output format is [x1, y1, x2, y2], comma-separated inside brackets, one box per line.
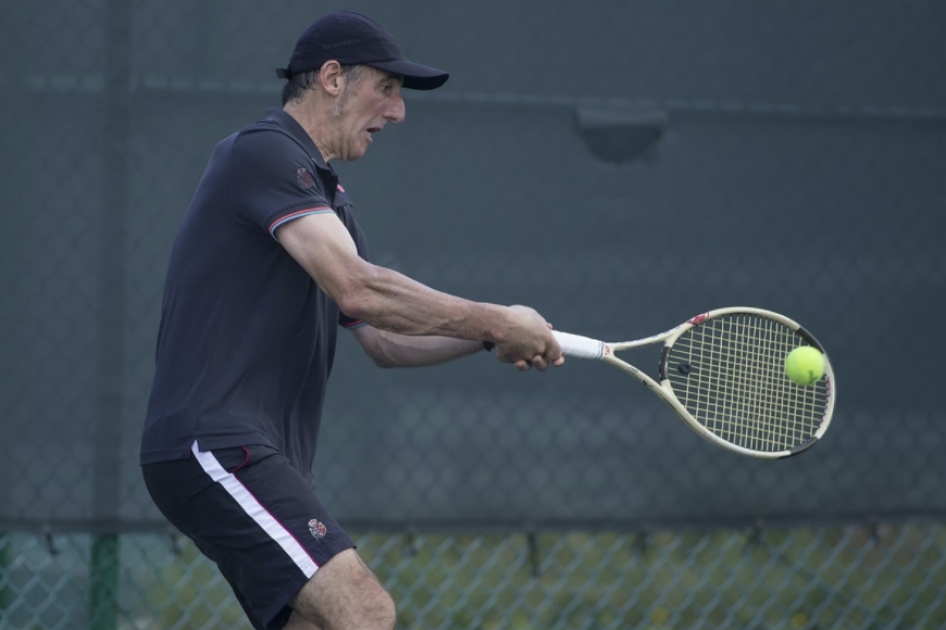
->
[341, 145, 369, 162]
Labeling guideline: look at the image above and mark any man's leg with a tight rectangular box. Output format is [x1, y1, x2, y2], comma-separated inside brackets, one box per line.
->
[285, 549, 396, 630]
[143, 444, 375, 630]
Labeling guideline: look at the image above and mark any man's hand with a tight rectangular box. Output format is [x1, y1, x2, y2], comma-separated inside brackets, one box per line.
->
[494, 305, 564, 372]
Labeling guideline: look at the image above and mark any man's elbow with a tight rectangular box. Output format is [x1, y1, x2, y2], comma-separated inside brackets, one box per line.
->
[370, 353, 397, 369]
[336, 283, 374, 325]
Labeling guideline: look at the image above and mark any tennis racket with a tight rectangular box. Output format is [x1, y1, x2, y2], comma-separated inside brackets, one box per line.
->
[552, 307, 835, 459]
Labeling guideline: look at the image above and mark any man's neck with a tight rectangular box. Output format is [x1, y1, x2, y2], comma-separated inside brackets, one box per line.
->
[283, 100, 336, 163]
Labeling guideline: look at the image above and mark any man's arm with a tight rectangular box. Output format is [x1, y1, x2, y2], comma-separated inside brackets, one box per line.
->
[351, 325, 485, 368]
[276, 213, 562, 367]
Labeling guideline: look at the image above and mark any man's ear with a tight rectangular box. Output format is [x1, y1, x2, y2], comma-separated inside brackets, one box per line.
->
[318, 61, 344, 96]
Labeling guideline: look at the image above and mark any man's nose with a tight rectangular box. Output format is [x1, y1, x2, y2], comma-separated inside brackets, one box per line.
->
[386, 95, 405, 124]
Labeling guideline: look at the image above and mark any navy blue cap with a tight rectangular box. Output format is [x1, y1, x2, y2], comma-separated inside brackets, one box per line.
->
[276, 11, 449, 91]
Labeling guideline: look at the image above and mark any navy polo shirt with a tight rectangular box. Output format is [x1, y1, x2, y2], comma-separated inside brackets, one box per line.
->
[140, 108, 369, 478]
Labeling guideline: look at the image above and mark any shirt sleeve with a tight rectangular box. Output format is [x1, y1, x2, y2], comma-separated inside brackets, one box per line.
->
[227, 127, 334, 238]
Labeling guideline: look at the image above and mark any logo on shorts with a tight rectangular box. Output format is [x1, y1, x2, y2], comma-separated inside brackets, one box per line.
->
[297, 168, 314, 189]
[308, 519, 327, 540]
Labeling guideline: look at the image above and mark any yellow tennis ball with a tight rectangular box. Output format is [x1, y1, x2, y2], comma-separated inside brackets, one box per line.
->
[785, 346, 825, 386]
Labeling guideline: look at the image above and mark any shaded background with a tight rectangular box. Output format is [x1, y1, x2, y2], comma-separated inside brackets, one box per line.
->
[1, 1, 944, 628]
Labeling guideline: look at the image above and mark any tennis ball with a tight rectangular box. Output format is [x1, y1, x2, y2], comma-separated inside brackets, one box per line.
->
[784, 346, 825, 386]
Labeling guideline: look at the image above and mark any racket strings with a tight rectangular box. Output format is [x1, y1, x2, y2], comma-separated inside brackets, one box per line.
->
[666, 315, 828, 452]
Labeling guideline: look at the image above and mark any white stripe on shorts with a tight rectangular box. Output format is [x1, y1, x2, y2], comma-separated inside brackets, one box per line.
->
[191, 441, 319, 578]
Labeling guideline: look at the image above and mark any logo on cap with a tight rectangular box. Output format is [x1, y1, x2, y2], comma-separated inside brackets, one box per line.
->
[297, 168, 314, 189]
[323, 38, 361, 50]
[308, 519, 327, 539]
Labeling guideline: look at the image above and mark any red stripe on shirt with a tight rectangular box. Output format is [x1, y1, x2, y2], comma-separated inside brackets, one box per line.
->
[268, 206, 332, 234]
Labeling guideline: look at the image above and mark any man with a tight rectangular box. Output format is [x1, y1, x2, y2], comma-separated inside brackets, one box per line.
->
[140, 10, 563, 630]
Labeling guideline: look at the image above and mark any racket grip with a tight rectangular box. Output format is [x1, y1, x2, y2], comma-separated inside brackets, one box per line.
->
[552, 331, 606, 360]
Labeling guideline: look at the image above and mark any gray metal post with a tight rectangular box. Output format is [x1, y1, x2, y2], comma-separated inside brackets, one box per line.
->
[0, 533, 9, 623]
[91, 0, 131, 628]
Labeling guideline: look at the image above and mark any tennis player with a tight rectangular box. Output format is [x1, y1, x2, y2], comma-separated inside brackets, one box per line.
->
[140, 10, 562, 630]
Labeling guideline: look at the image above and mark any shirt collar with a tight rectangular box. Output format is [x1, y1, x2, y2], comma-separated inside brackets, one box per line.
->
[264, 107, 334, 175]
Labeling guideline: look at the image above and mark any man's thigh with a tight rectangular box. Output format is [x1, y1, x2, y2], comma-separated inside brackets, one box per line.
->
[287, 548, 396, 630]
[143, 442, 355, 630]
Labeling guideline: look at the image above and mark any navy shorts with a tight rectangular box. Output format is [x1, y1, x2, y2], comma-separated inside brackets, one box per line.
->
[142, 441, 355, 630]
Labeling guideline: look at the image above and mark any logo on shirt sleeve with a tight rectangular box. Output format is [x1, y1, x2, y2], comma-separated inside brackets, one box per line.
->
[297, 168, 315, 189]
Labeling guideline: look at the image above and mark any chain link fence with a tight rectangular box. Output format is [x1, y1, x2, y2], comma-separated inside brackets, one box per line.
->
[4, 524, 946, 629]
[2, 0, 945, 628]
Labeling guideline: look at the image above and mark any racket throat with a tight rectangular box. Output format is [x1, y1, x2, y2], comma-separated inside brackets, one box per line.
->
[658, 344, 673, 381]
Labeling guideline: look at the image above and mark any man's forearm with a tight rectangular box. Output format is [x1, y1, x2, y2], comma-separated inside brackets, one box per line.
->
[365, 329, 485, 368]
[343, 264, 510, 341]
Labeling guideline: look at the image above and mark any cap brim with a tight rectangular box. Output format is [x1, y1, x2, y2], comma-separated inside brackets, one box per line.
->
[367, 59, 449, 90]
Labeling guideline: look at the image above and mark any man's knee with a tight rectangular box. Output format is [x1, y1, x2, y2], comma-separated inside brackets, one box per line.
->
[291, 549, 396, 630]
[359, 586, 396, 630]
[341, 572, 395, 630]
[335, 574, 395, 630]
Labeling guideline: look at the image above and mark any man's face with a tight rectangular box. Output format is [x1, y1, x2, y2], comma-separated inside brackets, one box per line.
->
[333, 66, 405, 161]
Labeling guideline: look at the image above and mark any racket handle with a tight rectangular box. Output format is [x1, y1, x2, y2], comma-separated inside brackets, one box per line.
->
[552, 331, 606, 360]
